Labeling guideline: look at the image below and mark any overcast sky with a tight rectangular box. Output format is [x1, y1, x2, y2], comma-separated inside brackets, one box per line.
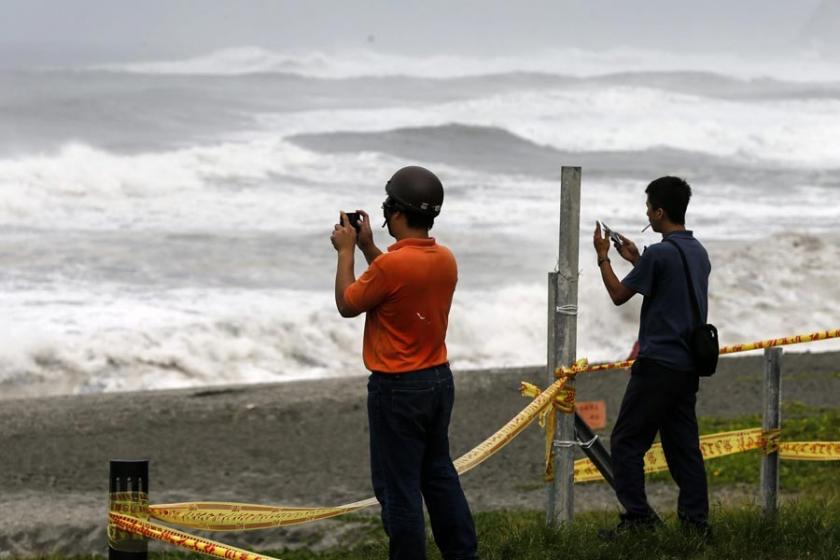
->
[0, 0, 831, 66]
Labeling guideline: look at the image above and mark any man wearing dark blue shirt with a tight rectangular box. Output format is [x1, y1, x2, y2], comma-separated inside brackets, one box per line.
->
[593, 176, 711, 537]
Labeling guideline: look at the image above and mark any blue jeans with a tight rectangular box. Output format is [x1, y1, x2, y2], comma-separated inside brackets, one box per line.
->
[367, 364, 478, 560]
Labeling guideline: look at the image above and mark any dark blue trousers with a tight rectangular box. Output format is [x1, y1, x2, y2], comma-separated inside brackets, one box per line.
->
[611, 358, 709, 523]
[367, 364, 478, 560]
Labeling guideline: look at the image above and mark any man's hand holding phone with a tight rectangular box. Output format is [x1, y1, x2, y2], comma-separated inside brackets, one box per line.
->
[614, 232, 640, 265]
[599, 221, 641, 265]
[599, 221, 622, 246]
[593, 222, 612, 262]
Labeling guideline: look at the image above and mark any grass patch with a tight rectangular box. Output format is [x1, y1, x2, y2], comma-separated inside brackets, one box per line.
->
[459, 502, 840, 560]
[48, 501, 840, 559]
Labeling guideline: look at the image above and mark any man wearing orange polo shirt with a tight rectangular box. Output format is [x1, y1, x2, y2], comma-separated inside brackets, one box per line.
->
[330, 166, 477, 560]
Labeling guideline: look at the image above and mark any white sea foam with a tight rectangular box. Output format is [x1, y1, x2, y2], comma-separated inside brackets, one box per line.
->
[0, 288, 366, 397]
[96, 46, 840, 83]
[1, 232, 838, 399]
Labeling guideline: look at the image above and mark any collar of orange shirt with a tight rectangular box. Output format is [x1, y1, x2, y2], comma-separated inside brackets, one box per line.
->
[387, 237, 437, 252]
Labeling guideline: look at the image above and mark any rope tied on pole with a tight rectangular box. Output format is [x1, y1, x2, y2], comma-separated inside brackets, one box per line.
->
[520, 358, 587, 481]
[554, 304, 579, 316]
[762, 428, 782, 455]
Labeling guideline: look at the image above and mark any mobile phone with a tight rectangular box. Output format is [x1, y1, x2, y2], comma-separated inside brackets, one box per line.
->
[342, 212, 362, 232]
[599, 221, 623, 245]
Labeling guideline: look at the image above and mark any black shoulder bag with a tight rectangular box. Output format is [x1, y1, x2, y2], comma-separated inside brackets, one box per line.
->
[664, 238, 719, 376]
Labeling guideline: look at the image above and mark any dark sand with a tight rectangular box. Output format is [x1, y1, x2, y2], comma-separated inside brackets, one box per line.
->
[1, 351, 838, 556]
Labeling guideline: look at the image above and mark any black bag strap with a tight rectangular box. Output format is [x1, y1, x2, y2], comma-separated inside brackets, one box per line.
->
[664, 238, 702, 327]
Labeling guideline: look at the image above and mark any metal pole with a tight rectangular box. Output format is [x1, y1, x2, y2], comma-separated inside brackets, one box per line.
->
[546, 166, 581, 526]
[761, 348, 782, 516]
[108, 460, 149, 560]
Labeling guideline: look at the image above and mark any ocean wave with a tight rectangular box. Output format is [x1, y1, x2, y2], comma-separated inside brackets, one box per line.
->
[269, 87, 840, 169]
[1, 231, 838, 399]
[94, 46, 840, 83]
[0, 289, 364, 397]
[3, 79, 839, 235]
[1, 127, 838, 238]
[0, 139, 396, 231]
[290, 123, 840, 187]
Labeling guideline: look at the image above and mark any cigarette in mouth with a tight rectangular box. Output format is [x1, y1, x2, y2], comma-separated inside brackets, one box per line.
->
[641, 223, 652, 232]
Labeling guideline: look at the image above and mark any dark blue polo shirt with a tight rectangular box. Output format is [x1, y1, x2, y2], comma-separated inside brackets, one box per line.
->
[621, 230, 711, 372]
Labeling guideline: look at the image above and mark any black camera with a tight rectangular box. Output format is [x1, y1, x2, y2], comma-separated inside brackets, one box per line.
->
[342, 212, 362, 232]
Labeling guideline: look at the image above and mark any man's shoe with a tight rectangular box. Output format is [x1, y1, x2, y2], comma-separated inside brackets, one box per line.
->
[598, 512, 662, 541]
[680, 518, 713, 544]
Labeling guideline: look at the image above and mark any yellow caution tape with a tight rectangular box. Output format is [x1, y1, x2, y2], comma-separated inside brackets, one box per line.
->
[109, 512, 282, 560]
[137, 328, 840, 533]
[149, 376, 571, 531]
[574, 428, 840, 483]
[149, 499, 378, 531]
[114, 431, 840, 557]
[433, 372, 568, 484]
[108, 492, 149, 552]
[519, 381, 558, 482]
[719, 329, 840, 356]
[779, 442, 840, 461]
[555, 328, 840, 378]
[575, 427, 767, 482]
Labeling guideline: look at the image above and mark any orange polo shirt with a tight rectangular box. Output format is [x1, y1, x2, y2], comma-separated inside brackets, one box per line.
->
[344, 237, 457, 373]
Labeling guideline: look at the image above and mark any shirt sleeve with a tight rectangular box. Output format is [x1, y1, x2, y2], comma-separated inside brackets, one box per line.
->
[621, 245, 658, 297]
[344, 259, 391, 313]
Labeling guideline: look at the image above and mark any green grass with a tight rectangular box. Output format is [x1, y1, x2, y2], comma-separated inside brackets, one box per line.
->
[59, 501, 840, 560]
[460, 503, 840, 560]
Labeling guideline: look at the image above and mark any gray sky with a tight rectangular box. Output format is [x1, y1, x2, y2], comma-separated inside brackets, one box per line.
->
[0, 0, 829, 66]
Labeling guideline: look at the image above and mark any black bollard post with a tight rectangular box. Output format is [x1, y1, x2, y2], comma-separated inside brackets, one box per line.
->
[108, 460, 149, 560]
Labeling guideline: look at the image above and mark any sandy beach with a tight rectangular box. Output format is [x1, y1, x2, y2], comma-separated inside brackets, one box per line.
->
[1, 350, 839, 556]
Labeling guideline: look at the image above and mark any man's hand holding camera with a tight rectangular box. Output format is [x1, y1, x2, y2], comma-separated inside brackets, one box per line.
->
[353, 209, 372, 248]
[331, 211, 360, 317]
[354, 210, 383, 264]
[331, 211, 357, 254]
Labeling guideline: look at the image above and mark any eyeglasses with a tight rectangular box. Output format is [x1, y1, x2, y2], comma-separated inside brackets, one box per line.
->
[381, 197, 403, 228]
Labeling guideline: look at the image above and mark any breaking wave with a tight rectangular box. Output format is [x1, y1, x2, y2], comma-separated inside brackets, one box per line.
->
[1, 232, 838, 399]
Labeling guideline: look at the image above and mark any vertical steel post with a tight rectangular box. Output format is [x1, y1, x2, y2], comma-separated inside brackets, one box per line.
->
[546, 166, 581, 526]
[761, 348, 782, 516]
[108, 460, 149, 560]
